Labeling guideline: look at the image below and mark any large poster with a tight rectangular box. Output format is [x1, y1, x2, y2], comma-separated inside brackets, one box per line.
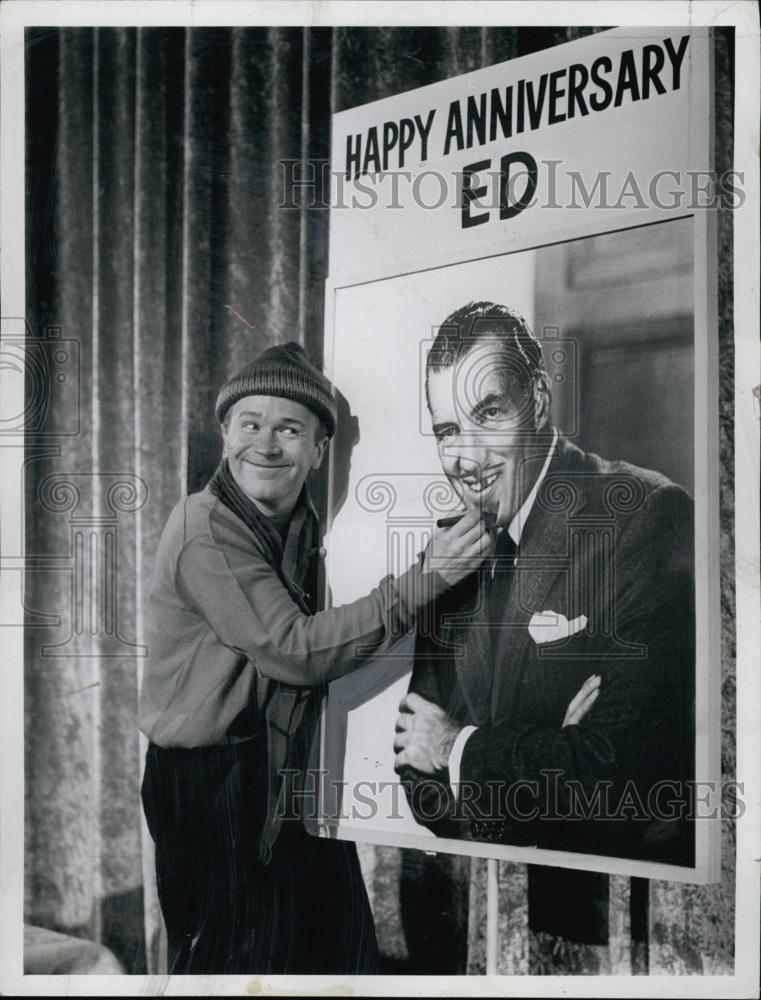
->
[2, 3, 759, 994]
[320, 27, 720, 881]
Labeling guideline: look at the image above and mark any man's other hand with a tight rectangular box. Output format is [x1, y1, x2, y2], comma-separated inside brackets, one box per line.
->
[424, 508, 494, 587]
[394, 693, 461, 775]
[562, 674, 601, 728]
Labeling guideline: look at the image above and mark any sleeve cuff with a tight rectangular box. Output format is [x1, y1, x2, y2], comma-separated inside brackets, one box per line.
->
[392, 555, 452, 617]
[449, 725, 477, 801]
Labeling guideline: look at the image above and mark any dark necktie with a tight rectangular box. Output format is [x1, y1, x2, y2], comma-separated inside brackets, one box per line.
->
[489, 527, 518, 582]
[457, 528, 519, 725]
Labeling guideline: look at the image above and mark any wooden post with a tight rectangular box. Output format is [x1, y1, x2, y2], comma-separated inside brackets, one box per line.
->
[486, 858, 499, 974]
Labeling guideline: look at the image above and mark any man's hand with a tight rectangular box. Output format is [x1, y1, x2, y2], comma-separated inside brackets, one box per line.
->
[424, 508, 494, 587]
[394, 693, 462, 775]
[562, 674, 601, 727]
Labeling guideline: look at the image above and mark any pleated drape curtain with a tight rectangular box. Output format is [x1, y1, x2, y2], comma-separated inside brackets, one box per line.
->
[24, 25, 735, 976]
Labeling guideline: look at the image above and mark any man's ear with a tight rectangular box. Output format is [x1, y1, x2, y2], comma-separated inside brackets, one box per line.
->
[311, 436, 329, 470]
[533, 373, 552, 430]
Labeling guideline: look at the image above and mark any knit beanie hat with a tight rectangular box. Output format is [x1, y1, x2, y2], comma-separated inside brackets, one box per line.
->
[215, 342, 337, 438]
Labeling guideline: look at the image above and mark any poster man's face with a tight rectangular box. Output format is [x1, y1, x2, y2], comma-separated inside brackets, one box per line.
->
[427, 339, 545, 528]
[222, 395, 328, 519]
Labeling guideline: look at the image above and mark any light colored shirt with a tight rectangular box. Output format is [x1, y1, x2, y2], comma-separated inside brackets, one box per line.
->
[448, 428, 559, 794]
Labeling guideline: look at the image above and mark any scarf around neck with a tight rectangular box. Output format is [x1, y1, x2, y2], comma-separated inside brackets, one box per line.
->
[208, 457, 319, 612]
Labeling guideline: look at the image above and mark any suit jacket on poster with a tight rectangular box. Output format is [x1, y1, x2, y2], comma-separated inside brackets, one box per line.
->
[404, 435, 696, 865]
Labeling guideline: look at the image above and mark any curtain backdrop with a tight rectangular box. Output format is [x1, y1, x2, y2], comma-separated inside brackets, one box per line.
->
[24, 25, 736, 975]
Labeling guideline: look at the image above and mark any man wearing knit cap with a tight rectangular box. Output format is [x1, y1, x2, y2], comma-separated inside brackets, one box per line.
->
[139, 341, 491, 974]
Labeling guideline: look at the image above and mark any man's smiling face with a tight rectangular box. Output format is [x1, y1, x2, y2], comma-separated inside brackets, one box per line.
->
[426, 338, 547, 527]
[222, 395, 328, 519]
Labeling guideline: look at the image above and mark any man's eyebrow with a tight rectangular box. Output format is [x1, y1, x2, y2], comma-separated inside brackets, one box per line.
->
[470, 392, 504, 415]
[432, 421, 458, 437]
[473, 392, 505, 410]
[237, 411, 305, 428]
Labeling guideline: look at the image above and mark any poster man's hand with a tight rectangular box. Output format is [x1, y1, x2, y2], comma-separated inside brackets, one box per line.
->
[424, 508, 494, 587]
[394, 692, 461, 775]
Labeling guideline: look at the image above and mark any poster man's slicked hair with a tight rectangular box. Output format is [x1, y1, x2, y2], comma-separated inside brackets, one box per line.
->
[425, 301, 550, 419]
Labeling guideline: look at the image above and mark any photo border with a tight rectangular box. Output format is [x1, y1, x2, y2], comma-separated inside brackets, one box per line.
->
[1, 1, 758, 996]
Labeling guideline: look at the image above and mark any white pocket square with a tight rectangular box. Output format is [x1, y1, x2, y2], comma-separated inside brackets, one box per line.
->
[528, 610, 588, 645]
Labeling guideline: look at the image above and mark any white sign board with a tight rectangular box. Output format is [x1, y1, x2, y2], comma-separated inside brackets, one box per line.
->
[321, 27, 718, 883]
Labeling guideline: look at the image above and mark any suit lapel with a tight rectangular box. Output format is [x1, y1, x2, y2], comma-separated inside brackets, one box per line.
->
[431, 435, 592, 726]
[487, 437, 588, 722]
[487, 509, 571, 722]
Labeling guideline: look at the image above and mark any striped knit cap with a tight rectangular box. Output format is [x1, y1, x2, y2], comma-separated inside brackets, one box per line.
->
[215, 342, 337, 438]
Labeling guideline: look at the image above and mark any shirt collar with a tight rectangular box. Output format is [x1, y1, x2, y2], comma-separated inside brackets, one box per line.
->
[507, 427, 559, 546]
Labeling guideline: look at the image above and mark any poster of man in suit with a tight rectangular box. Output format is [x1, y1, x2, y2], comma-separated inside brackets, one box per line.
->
[395, 298, 695, 867]
[319, 27, 720, 882]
